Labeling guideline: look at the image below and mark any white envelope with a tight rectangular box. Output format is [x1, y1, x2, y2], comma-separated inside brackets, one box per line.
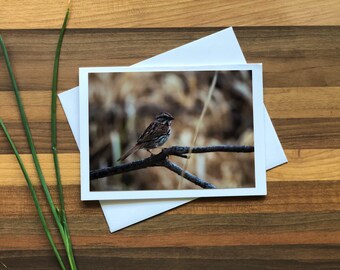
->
[59, 27, 287, 232]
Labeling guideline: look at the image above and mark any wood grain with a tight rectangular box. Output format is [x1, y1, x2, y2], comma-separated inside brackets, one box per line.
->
[1, 180, 339, 269]
[2, 87, 340, 122]
[0, 3, 340, 269]
[1, 149, 340, 187]
[2, 247, 340, 270]
[1, 181, 339, 247]
[1, 181, 339, 217]
[0, 27, 339, 91]
[1, 116, 340, 153]
[2, 87, 340, 153]
[1, 0, 340, 29]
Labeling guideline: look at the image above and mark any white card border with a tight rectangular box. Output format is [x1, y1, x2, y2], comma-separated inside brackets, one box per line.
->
[79, 64, 266, 200]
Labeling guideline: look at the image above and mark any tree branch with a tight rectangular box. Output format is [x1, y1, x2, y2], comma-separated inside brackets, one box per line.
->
[160, 160, 216, 189]
[90, 145, 254, 189]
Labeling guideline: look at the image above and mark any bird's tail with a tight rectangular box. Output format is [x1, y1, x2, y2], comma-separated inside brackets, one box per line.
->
[117, 144, 141, 161]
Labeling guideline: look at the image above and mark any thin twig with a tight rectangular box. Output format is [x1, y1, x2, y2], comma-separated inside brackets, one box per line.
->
[90, 145, 254, 189]
[162, 145, 254, 155]
[161, 160, 216, 189]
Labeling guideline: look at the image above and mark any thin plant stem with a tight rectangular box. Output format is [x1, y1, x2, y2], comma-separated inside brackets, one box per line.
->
[0, 35, 74, 269]
[0, 119, 66, 270]
[51, 7, 77, 269]
[0, 36, 57, 214]
[178, 71, 218, 188]
[52, 8, 69, 213]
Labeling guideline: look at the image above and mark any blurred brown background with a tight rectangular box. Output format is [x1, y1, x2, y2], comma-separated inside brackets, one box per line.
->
[89, 70, 254, 191]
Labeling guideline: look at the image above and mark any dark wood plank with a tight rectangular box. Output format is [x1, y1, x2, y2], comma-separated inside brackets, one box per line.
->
[0, 27, 339, 92]
[2, 87, 340, 123]
[1, 245, 340, 270]
[2, 211, 339, 244]
[272, 118, 340, 149]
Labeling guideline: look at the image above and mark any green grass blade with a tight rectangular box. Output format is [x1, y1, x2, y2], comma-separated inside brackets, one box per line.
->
[0, 35, 57, 216]
[0, 119, 67, 270]
[51, 8, 78, 270]
[0, 34, 69, 264]
[52, 8, 69, 214]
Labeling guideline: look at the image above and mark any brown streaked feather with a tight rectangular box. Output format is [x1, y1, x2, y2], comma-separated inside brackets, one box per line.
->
[117, 144, 142, 161]
[118, 112, 173, 161]
[137, 122, 170, 144]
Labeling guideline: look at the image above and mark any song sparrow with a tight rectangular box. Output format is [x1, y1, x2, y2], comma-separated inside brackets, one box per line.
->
[118, 112, 175, 161]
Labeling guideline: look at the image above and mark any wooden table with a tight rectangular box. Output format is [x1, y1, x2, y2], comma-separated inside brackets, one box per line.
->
[1, 1, 339, 269]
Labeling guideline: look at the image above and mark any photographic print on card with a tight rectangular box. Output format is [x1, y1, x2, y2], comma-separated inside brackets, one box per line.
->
[79, 65, 266, 200]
